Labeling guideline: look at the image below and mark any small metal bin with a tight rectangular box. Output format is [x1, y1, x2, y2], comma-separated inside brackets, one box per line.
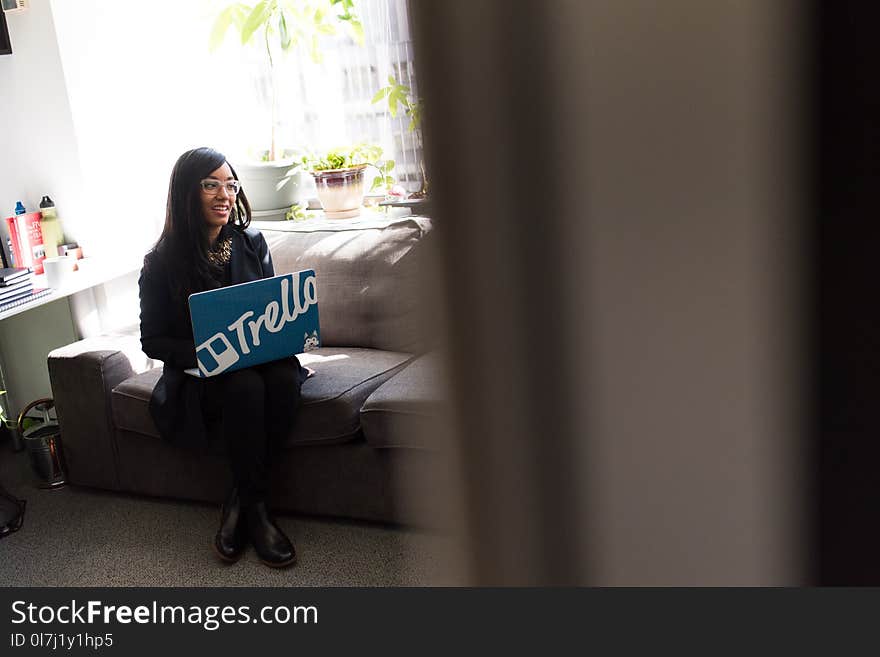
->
[18, 398, 66, 489]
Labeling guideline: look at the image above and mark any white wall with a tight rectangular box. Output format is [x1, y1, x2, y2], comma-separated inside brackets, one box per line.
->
[0, 0, 86, 256]
[0, 1, 148, 414]
[49, 0, 266, 262]
[0, 1, 258, 266]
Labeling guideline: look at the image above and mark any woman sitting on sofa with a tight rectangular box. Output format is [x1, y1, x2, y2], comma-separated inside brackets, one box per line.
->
[138, 147, 309, 568]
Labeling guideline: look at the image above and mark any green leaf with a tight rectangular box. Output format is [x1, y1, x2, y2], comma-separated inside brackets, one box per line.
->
[309, 34, 323, 63]
[231, 5, 250, 29]
[278, 11, 291, 50]
[349, 19, 364, 45]
[407, 101, 423, 131]
[388, 74, 397, 86]
[371, 87, 390, 104]
[285, 202, 308, 222]
[209, 6, 236, 51]
[317, 23, 336, 35]
[389, 88, 410, 117]
[241, 1, 270, 44]
[301, 142, 390, 173]
[384, 159, 395, 172]
[210, 4, 253, 50]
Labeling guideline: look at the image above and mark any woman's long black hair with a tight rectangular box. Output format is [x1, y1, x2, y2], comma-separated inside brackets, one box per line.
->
[153, 147, 251, 302]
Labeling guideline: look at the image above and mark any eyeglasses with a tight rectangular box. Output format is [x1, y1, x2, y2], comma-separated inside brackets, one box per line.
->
[200, 179, 242, 195]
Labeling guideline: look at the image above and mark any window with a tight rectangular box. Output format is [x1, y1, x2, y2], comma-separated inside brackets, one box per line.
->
[215, 0, 424, 193]
[44, 1, 423, 262]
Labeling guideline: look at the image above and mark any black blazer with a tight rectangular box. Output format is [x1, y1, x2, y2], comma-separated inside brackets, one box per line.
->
[139, 224, 306, 445]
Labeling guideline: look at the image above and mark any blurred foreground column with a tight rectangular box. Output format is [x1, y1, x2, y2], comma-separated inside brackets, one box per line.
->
[411, 0, 806, 585]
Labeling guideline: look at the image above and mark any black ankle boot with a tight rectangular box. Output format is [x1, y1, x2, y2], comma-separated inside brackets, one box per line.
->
[213, 488, 247, 563]
[245, 501, 296, 568]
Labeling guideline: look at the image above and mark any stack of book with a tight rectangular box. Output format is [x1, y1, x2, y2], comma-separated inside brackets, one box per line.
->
[0, 267, 50, 312]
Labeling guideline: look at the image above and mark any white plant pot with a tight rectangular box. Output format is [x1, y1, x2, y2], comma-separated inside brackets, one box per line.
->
[232, 157, 303, 221]
[311, 165, 367, 220]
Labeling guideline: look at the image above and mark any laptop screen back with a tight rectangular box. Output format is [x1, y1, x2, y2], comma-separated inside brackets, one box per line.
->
[187, 269, 321, 377]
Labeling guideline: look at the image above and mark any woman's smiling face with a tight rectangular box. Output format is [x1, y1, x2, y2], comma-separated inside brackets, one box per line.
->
[200, 162, 236, 231]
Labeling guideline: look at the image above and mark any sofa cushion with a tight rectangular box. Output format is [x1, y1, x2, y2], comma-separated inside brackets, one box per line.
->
[260, 217, 433, 353]
[110, 367, 163, 438]
[292, 347, 413, 446]
[111, 347, 413, 446]
[360, 352, 449, 450]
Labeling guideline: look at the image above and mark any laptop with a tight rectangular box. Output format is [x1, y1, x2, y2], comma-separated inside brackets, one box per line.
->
[185, 269, 321, 378]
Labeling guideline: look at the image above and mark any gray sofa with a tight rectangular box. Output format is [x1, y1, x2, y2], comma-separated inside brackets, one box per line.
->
[47, 216, 450, 526]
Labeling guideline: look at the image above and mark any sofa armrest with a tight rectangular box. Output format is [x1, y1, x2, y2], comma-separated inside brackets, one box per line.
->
[47, 334, 156, 491]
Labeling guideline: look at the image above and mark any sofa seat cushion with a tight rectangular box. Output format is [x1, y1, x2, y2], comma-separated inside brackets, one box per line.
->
[292, 347, 413, 446]
[111, 347, 413, 446]
[360, 352, 449, 450]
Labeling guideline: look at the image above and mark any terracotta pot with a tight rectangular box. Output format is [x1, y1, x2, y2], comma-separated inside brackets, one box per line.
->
[311, 164, 368, 219]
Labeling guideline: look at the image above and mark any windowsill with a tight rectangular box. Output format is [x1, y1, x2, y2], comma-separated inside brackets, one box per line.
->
[252, 207, 428, 233]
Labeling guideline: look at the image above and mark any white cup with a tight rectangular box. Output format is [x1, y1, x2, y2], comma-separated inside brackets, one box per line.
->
[43, 255, 77, 289]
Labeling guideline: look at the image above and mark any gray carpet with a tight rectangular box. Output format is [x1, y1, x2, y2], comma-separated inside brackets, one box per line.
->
[0, 439, 462, 586]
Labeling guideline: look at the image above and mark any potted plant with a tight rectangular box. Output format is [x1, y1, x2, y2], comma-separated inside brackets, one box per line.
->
[210, 0, 364, 219]
[372, 75, 428, 199]
[300, 143, 395, 219]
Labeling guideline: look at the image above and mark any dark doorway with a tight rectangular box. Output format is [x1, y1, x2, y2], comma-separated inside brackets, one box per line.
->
[815, 1, 880, 584]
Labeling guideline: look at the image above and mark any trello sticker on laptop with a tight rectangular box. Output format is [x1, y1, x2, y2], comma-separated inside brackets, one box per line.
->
[188, 270, 321, 377]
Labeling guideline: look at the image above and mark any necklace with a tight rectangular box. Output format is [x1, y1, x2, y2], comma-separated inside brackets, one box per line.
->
[207, 236, 232, 266]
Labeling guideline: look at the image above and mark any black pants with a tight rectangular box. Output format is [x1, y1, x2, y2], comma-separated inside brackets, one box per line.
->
[202, 358, 302, 505]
